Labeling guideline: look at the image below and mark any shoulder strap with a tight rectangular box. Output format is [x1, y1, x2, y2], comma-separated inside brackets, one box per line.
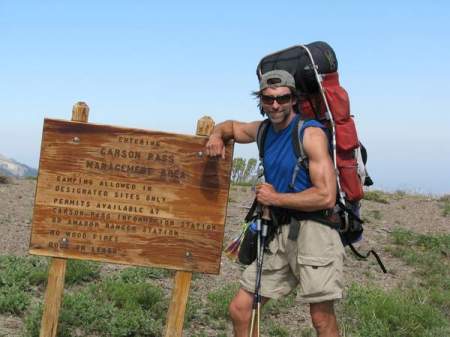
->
[256, 119, 271, 160]
[289, 118, 308, 190]
[291, 118, 307, 161]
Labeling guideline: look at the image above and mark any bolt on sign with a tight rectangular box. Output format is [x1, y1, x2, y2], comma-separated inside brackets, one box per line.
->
[29, 119, 233, 274]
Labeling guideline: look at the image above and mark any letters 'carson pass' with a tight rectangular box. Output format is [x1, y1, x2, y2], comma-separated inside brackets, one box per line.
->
[205, 69, 344, 337]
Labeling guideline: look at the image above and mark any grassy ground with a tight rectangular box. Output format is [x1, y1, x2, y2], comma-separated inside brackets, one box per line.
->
[2, 226, 450, 336]
[339, 228, 450, 337]
[1, 184, 450, 336]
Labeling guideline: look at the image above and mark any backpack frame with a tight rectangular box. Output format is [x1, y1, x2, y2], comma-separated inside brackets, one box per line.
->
[255, 44, 386, 273]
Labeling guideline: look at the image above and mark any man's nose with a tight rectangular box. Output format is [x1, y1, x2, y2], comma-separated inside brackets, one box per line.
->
[271, 100, 280, 109]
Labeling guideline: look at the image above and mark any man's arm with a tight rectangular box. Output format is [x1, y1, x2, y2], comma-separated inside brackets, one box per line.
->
[205, 120, 261, 158]
[256, 127, 336, 211]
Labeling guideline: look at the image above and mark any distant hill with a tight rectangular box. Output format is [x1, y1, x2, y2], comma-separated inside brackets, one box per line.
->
[0, 154, 37, 177]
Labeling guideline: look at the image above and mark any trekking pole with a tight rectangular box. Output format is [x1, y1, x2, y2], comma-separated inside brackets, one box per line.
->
[249, 202, 262, 337]
[249, 166, 266, 337]
[255, 207, 271, 337]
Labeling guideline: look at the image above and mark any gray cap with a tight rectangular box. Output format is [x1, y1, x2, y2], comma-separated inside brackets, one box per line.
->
[259, 70, 296, 91]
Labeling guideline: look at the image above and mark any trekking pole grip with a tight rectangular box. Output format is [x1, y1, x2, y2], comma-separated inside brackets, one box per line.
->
[262, 206, 271, 221]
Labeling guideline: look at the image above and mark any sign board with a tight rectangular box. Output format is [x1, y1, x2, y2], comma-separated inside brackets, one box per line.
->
[30, 119, 233, 274]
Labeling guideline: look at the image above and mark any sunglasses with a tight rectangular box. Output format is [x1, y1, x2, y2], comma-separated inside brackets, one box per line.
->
[261, 94, 292, 105]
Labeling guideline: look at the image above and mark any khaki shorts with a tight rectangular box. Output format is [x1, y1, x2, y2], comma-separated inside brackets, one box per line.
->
[240, 219, 345, 303]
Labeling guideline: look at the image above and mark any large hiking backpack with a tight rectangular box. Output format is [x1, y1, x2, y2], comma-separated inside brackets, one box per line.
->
[256, 42, 386, 273]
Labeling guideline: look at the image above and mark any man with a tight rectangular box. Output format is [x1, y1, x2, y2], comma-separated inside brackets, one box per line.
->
[205, 70, 344, 337]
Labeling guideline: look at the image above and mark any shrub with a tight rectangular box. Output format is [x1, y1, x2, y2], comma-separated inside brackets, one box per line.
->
[440, 200, 450, 217]
[0, 285, 30, 315]
[207, 282, 240, 319]
[438, 194, 450, 203]
[264, 289, 297, 316]
[65, 259, 101, 285]
[341, 284, 450, 337]
[0, 175, 11, 184]
[116, 266, 170, 283]
[363, 190, 389, 204]
[266, 321, 290, 337]
[0, 255, 48, 315]
[23, 278, 167, 337]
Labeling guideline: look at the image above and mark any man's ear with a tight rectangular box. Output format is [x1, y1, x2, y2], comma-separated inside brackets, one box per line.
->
[291, 96, 297, 107]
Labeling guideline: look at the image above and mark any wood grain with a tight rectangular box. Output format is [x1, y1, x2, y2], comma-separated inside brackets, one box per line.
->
[164, 115, 216, 337]
[30, 118, 233, 274]
[39, 258, 67, 337]
[164, 271, 193, 337]
[39, 102, 90, 337]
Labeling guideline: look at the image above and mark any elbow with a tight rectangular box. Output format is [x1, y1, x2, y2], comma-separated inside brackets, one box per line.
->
[323, 192, 336, 210]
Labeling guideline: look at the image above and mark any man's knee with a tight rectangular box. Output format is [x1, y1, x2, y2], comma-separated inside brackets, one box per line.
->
[310, 300, 337, 331]
[229, 288, 253, 323]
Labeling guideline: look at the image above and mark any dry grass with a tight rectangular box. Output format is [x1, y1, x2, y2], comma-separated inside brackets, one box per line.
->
[0, 175, 12, 184]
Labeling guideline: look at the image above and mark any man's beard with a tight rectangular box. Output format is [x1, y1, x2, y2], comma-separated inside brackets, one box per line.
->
[265, 107, 291, 122]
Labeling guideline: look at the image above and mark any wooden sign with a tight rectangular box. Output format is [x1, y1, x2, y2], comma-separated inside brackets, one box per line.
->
[30, 118, 233, 274]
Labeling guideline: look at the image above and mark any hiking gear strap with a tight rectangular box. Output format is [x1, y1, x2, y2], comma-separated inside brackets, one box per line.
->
[289, 118, 307, 190]
[256, 119, 271, 161]
[349, 243, 387, 273]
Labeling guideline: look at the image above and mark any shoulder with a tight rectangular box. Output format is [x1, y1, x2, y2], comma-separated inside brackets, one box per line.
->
[301, 119, 325, 133]
[302, 126, 330, 159]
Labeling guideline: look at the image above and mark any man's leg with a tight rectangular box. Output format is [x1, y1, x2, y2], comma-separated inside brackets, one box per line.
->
[310, 300, 340, 337]
[229, 288, 269, 337]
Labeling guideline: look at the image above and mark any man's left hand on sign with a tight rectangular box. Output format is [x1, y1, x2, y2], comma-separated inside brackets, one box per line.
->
[205, 133, 226, 159]
[255, 182, 279, 206]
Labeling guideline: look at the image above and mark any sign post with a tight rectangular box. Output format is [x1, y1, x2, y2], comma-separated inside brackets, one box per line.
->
[39, 101, 89, 337]
[30, 104, 232, 337]
[164, 116, 215, 337]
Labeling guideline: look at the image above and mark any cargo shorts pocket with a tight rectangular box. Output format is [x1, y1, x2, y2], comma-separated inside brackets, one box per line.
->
[297, 255, 336, 302]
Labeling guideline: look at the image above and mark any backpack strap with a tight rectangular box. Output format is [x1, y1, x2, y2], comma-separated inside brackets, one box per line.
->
[256, 119, 271, 160]
[288, 118, 308, 190]
[244, 119, 271, 223]
[348, 244, 387, 273]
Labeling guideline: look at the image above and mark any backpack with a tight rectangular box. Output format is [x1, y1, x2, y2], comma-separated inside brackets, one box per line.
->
[255, 43, 386, 273]
[257, 41, 338, 94]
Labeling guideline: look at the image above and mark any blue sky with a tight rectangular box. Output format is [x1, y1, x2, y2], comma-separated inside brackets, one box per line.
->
[0, 1, 449, 194]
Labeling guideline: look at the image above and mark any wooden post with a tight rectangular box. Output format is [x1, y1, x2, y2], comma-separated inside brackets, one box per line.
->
[39, 102, 90, 337]
[164, 115, 215, 337]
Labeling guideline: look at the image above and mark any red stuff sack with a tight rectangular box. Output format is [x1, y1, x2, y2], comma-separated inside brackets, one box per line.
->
[298, 72, 367, 201]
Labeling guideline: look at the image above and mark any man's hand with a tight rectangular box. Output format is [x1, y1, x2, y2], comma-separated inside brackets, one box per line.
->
[205, 133, 226, 159]
[255, 183, 279, 206]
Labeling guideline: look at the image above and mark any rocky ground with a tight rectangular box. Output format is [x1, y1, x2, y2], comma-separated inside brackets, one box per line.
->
[0, 178, 449, 336]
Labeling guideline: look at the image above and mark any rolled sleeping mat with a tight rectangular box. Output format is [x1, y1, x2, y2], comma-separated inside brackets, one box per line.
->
[256, 41, 338, 94]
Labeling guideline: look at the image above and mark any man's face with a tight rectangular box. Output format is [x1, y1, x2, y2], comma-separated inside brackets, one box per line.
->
[260, 86, 296, 124]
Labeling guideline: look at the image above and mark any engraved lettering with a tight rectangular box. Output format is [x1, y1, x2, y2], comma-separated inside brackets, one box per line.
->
[142, 226, 179, 237]
[55, 185, 108, 197]
[95, 203, 145, 213]
[146, 152, 174, 163]
[113, 191, 140, 200]
[145, 195, 166, 203]
[99, 181, 136, 190]
[67, 219, 100, 228]
[65, 231, 88, 239]
[100, 147, 141, 159]
[53, 199, 91, 207]
[105, 223, 137, 232]
[56, 176, 93, 185]
[160, 168, 187, 181]
[86, 160, 154, 176]
[90, 246, 117, 254]
[118, 136, 160, 147]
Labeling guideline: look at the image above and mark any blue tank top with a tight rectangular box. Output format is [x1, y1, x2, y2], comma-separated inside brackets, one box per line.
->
[263, 115, 326, 193]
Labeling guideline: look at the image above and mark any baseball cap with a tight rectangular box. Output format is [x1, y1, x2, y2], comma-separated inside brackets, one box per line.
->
[259, 70, 296, 91]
